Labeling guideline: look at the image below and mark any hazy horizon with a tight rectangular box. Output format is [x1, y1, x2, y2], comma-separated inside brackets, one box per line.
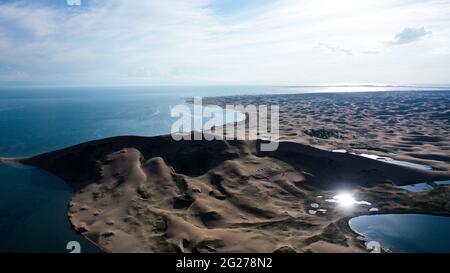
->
[2, 83, 450, 90]
[1, 0, 450, 86]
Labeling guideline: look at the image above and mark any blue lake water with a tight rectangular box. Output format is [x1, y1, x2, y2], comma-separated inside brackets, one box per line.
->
[399, 180, 450, 192]
[0, 163, 99, 252]
[349, 214, 450, 253]
[0, 86, 276, 252]
[0, 86, 275, 157]
[435, 180, 450, 186]
[399, 182, 435, 192]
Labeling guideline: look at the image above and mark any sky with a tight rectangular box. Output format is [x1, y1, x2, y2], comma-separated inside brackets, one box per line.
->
[0, 0, 450, 86]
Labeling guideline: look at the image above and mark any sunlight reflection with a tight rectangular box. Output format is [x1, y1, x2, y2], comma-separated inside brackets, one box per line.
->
[325, 192, 372, 209]
[333, 193, 356, 207]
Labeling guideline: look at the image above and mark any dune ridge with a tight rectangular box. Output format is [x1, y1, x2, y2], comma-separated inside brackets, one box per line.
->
[9, 132, 449, 253]
[204, 91, 450, 171]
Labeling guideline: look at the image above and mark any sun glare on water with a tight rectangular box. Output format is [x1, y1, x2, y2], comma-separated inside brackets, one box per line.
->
[333, 193, 357, 208]
[325, 192, 372, 209]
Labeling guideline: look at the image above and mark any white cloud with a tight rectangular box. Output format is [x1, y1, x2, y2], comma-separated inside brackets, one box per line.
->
[0, 0, 450, 85]
[390, 27, 432, 45]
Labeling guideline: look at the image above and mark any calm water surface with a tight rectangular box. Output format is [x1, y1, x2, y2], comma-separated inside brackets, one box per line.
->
[0, 164, 99, 252]
[349, 214, 450, 253]
[0, 86, 270, 252]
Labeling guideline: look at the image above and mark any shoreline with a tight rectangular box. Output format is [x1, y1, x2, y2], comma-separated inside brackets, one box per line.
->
[1, 90, 449, 253]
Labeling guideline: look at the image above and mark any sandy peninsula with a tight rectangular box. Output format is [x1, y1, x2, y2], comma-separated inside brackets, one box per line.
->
[2, 91, 450, 253]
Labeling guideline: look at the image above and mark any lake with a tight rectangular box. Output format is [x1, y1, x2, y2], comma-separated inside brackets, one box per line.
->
[0, 163, 99, 252]
[349, 214, 450, 253]
[0, 86, 259, 252]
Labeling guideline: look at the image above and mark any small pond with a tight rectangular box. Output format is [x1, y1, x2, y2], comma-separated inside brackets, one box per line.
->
[349, 214, 450, 253]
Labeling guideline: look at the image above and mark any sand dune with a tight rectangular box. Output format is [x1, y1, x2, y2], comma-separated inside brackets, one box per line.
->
[205, 91, 450, 171]
[12, 132, 450, 253]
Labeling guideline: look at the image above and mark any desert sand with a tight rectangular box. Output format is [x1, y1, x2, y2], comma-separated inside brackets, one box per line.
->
[1, 91, 449, 253]
[204, 91, 450, 171]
